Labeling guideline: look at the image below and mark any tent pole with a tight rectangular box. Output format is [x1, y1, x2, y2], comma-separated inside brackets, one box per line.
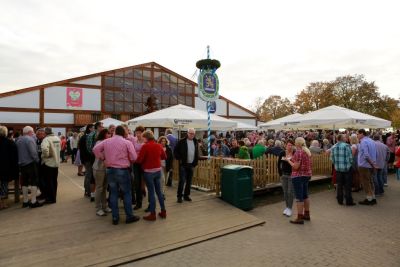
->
[333, 124, 336, 144]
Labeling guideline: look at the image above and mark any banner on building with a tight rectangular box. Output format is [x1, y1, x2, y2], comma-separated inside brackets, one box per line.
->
[66, 87, 83, 108]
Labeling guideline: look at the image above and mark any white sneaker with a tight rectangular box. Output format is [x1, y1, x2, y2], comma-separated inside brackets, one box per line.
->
[96, 209, 106, 216]
[286, 208, 292, 217]
[283, 208, 288, 215]
[104, 207, 112, 213]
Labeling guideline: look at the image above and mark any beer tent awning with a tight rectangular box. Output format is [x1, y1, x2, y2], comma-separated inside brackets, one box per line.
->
[258, 113, 303, 130]
[279, 105, 391, 129]
[126, 104, 237, 130]
[100, 118, 124, 128]
[233, 121, 258, 131]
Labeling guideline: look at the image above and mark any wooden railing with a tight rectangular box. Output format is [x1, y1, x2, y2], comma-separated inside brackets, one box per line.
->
[172, 154, 332, 195]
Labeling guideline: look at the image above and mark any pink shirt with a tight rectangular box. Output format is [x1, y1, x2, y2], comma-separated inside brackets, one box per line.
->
[93, 135, 137, 168]
[132, 136, 144, 153]
[386, 136, 395, 153]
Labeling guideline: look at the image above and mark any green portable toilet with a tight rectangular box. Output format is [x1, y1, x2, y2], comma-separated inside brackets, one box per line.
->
[220, 165, 253, 211]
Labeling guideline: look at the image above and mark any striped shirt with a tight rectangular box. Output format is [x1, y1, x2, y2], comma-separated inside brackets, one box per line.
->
[330, 141, 353, 172]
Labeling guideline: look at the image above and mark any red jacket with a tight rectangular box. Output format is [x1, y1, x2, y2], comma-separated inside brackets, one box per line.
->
[136, 140, 167, 170]
[395, 146, 400, 168]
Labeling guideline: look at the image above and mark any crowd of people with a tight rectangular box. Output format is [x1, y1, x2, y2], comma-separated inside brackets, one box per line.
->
[1, 122, 399, 227]
[0, 126, 61, 210]
[200, 128, 400, 224]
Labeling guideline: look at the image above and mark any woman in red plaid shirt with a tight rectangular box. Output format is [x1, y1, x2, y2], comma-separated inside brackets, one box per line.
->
[284, 137, 312, 224]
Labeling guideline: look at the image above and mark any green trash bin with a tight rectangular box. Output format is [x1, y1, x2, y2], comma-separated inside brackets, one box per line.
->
[220, 165, 253, 211]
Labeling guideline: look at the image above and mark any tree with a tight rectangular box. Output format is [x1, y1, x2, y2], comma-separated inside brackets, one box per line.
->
[259, 95, 295, 121]
[249, 96, 269, 122]
[254, 74, 398, 127]
[390, 106, 400, 129]
[331, 74, 381, 113]
[294, 82, 336, 113]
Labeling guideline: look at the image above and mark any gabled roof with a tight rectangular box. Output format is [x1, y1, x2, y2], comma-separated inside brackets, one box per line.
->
[0, 61, 257, 118]
[0, 62, 197, 98]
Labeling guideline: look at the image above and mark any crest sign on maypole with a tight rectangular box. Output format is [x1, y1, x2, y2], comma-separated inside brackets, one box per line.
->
[196, 46, 221, 159]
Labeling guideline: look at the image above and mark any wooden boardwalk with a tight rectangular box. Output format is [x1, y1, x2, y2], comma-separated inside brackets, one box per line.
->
[0, 164, 264, 267]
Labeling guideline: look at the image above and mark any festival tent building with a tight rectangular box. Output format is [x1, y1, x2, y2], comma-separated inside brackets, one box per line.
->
[258, 113, 303, 130]
[279, 105, 391, 129]
[0, 62, 257, 135]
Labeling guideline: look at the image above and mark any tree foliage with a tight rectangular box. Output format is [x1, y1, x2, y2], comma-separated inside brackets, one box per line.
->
[250, 74, 400, 127]
[257, 95, 294, 122]
[294, 82, 336, 113]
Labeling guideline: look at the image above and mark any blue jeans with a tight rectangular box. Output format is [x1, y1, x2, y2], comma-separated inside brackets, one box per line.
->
[292, 176, 310, 202]
[382, 163, 388, 184]
[374, 168, 384, 195]
[144, 171, 165, 213]
[106, 168, 134, 220]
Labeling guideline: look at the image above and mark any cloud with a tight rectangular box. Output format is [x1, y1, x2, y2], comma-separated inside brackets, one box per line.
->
[0, 0, 399, 109]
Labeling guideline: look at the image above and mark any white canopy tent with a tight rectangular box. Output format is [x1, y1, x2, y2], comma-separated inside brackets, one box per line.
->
[279, 105, 391, 129]
[233, 121, 258, 131]
[199, 120, 258, 131]
[126, 104, 237, 130]
[100, 118, 124, 128]
[258, 113, 303, 130]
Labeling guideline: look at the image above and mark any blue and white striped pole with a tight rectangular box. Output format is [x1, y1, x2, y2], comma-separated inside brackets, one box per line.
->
[205, 45, 212, 160]
[207, 101, 211, 160]
[207, 101, 211, 159]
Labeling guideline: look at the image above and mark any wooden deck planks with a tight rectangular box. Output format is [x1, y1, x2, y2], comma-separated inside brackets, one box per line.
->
[0, 164, 264, 267]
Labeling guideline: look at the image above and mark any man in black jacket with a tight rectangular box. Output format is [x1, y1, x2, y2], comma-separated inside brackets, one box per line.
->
[174, 128, 198, 203]
[0, 126, 18, 209]
[78, 124, 94, 197]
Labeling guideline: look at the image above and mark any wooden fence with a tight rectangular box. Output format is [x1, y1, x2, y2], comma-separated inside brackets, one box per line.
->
[172, 154, 332, 195]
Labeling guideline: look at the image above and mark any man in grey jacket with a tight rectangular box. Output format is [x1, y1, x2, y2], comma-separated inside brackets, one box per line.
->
[16, 126, 42, 208]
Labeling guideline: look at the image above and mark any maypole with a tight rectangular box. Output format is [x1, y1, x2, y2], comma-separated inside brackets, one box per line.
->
[196, 46, 220, 159]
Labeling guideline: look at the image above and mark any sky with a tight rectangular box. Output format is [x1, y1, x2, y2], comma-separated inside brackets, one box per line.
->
[1, 0, 399, 110]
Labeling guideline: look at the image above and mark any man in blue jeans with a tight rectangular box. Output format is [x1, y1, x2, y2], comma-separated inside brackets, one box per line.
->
[93, 126, 140, 225]
[373, 135, 390, 196]
[174, 128, 199, 203]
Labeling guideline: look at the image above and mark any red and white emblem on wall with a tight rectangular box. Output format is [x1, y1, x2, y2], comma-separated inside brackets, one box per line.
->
[66, 87, 83, 108]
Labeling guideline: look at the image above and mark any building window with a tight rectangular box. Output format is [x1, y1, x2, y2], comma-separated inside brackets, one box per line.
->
[102, 67, 194, 114]
[111, 114, 121, 120]
[91, 113, 101, 122]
